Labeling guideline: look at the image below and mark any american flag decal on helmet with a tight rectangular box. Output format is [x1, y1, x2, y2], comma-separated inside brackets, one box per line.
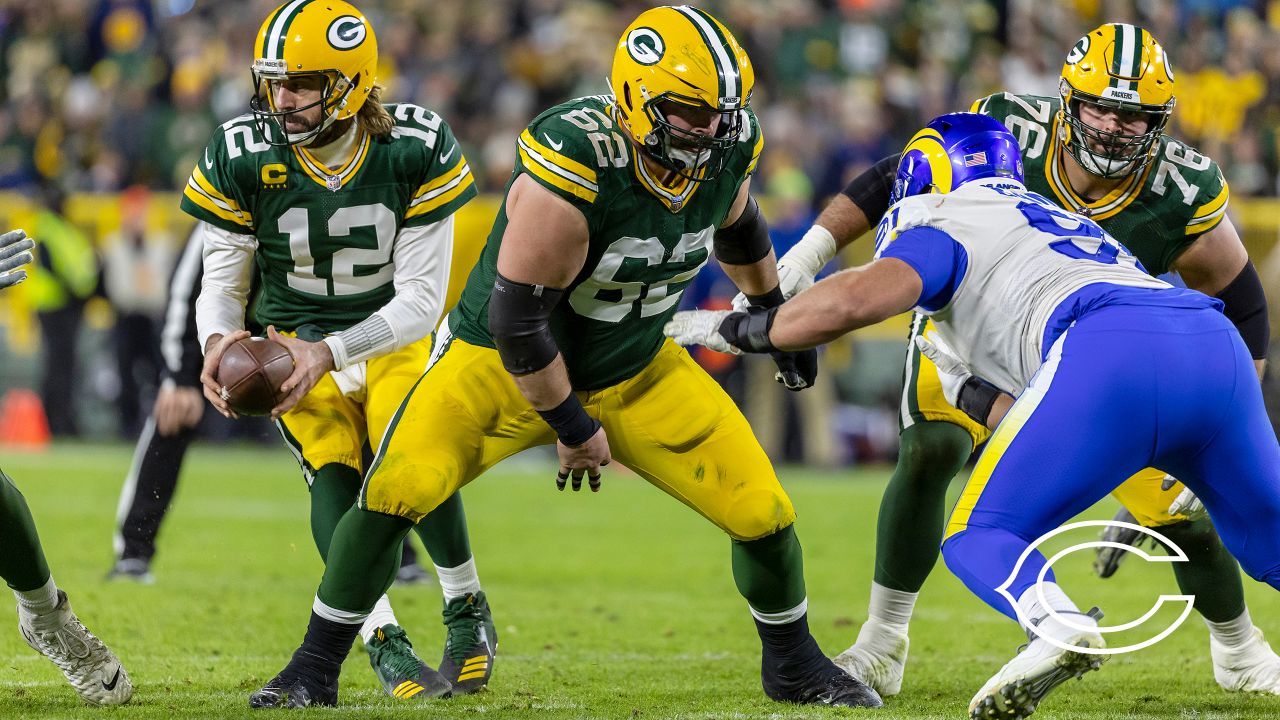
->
[963, 151, 987, 167]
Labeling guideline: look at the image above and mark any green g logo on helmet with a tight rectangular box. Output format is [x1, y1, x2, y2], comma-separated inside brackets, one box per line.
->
[327, 15, 366, 50]
[626, 28, 665, 66]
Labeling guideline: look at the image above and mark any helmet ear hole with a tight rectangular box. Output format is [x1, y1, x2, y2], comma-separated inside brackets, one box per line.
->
[623, 81, 633, 110]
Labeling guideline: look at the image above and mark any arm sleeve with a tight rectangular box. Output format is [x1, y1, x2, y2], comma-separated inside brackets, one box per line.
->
[840, 153, 901, 227]
[1216, 260, 1270, 360]
[323, 216, 454, 370]
[160, 226, 206, 387]
[876, 225, 969, 311]
[195, 222, 257, 352]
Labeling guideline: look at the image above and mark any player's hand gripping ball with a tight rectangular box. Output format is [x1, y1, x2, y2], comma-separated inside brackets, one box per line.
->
[215, 337, 295, 416]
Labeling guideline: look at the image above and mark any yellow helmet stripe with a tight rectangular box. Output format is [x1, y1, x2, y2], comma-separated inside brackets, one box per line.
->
[673, 5, 740, 106]
[901, 129, 953, 194]
[262, 0, 313, 62]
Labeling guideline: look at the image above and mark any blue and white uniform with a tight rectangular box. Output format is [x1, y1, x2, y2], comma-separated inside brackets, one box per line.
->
[874, 177, 1280, 619]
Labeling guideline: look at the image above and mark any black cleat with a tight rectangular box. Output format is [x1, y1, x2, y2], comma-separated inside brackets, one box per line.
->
[366, 624, 452, 700]
[249, 658, 338, 708]
[438, 592, 498, 694]
[764, 657, 883, 708]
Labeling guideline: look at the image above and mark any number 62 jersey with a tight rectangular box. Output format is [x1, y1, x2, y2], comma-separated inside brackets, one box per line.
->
[972, 92, 1229, 276]
[181, 104, 476, 333]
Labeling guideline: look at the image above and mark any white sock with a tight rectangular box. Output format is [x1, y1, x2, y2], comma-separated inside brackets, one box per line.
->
[1017, 582, 1086, 634]
[13, 576, 58, 615]
[750, 598, 808, 625]
[866, 582, 917, 627]
[359, 595, 399, 644]
[1205, 608, 1255, 649]
[435, 557, 481, 602]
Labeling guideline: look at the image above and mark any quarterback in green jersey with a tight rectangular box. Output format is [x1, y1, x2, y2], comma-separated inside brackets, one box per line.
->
[184, 1, 495, 707]
[749, 22, 1275, 700]
[254, 5, 881, 709]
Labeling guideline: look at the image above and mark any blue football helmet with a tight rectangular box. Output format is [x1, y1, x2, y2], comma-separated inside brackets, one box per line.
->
[891, 112, 1024, 203]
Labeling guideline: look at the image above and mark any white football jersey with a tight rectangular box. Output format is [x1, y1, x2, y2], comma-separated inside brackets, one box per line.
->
[874, 178, 1169, 392]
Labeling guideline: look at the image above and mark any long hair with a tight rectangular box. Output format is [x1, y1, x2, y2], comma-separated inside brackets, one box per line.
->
[357, 84, 395, 138]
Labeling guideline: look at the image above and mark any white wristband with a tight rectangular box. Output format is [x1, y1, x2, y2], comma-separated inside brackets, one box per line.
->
[779, 225, 837, 278]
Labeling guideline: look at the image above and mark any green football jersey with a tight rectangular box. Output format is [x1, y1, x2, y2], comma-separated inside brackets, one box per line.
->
[450, 95, 764, 390]
[181, 103, 476, 333]
[973, 92, 1229, 276]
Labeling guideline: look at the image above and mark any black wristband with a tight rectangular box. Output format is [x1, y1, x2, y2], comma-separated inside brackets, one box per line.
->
[956, 375, 1002, 426]
[718, 305, 779, 353]
[537, 393, 601, 447]
[841, 153, 901, 225]
[745, 285, 784, 308]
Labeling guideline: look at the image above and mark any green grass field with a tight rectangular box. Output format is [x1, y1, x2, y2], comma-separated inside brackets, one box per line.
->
[1, 443, 1278, 719]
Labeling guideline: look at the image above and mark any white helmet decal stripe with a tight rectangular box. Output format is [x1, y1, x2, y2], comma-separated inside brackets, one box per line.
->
[266, 0, 310, 62]
[674, 5, 738, 104]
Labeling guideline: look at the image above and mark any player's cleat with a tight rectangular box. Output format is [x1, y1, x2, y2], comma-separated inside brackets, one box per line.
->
[18, 590, 133, 706]
[395, 562, 435, 586]
[439, 591, 497, 694]
[1092, 508, 1150, 578]
[366, 624, 452, 700]
[762, 639, 882, 708]
[832, 617, 910, 696]
[1211, 626, 1280, 694]
[969, 608, 1106, 719]
[249, 656, 339, 708]
[105, 558, 155, 585]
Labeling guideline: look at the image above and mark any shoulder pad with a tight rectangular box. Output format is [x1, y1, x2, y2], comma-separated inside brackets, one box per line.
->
[181, 115, 263, 233]
[518, 97, 625, 206]
[1151, 136, 1229, 233]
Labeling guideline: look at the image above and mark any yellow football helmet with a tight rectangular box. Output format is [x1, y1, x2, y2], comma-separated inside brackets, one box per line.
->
[609, 5, 755, 181]
[250, 0, 378, 146]
[1058, 23, 1175, 179]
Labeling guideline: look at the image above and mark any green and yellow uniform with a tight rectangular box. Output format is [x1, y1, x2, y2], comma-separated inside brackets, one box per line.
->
[182, 104, 476, 476]
[363, 95, 791, 540]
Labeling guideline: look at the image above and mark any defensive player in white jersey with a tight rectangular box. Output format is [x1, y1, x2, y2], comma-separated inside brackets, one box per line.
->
[665, 113, 1280, 719]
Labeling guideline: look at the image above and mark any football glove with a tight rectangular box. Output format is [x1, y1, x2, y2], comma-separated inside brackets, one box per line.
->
[1093, 507, 1152, 579]
[914, 330, 970, 406]
[1161, 474, 1208, 521]
[732, 262, 813, 311]
[664, 309, 741, 355]
[0, 229, 35, 290]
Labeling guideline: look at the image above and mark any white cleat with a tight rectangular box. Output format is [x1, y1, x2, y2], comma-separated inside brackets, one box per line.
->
[968, 609, 1106, 719]
[1211, 627, 1280, 694]
[832, 617, 909, 697]
[18, 590, 133, 706]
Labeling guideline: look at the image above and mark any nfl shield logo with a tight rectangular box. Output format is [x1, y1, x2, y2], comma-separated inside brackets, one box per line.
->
[326, 175, 341, 191]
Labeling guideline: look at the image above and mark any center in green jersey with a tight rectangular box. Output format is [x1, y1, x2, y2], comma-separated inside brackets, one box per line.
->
[181, 103, 476, 333]
[973, 92, 1229, 276]
[450, 95, 764, 390]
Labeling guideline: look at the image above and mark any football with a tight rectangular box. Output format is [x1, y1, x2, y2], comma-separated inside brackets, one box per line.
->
[215, 337, 294, 416]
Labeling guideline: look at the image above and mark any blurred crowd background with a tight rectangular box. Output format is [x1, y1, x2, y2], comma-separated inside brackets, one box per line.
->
[0, 0, 1277, 463]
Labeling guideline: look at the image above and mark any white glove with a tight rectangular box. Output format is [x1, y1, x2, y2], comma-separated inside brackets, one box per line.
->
[1161, 474, 1208, 521]
[730, 224, 835, 310]
[663, 310, 741, 355]
[731, 263, 814, 311]
[914, 330, 971, 407]
[0, 229, 35, 290]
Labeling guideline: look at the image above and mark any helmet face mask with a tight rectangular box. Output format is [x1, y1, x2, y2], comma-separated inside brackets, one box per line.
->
[250, 0, 377, 148]
[610, 6, 754, 184]
[1058, 23, 1175, 180]
[643, 94, 744, 180]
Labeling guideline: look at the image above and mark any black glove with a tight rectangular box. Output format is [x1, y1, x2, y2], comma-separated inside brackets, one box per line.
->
[733, 287, 818, 392]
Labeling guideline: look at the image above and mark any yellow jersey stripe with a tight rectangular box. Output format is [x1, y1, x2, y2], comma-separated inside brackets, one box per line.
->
[746, 129, 765, 174]
[191, 167, 243, 212]
[1190, 182, 1229, 221]
[413, 157, 470, 199]
[518, 145, 598, 202]
[519, 129, 598, 185]
[183, 183, 252, 228]
[404, 171, 475, 219]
